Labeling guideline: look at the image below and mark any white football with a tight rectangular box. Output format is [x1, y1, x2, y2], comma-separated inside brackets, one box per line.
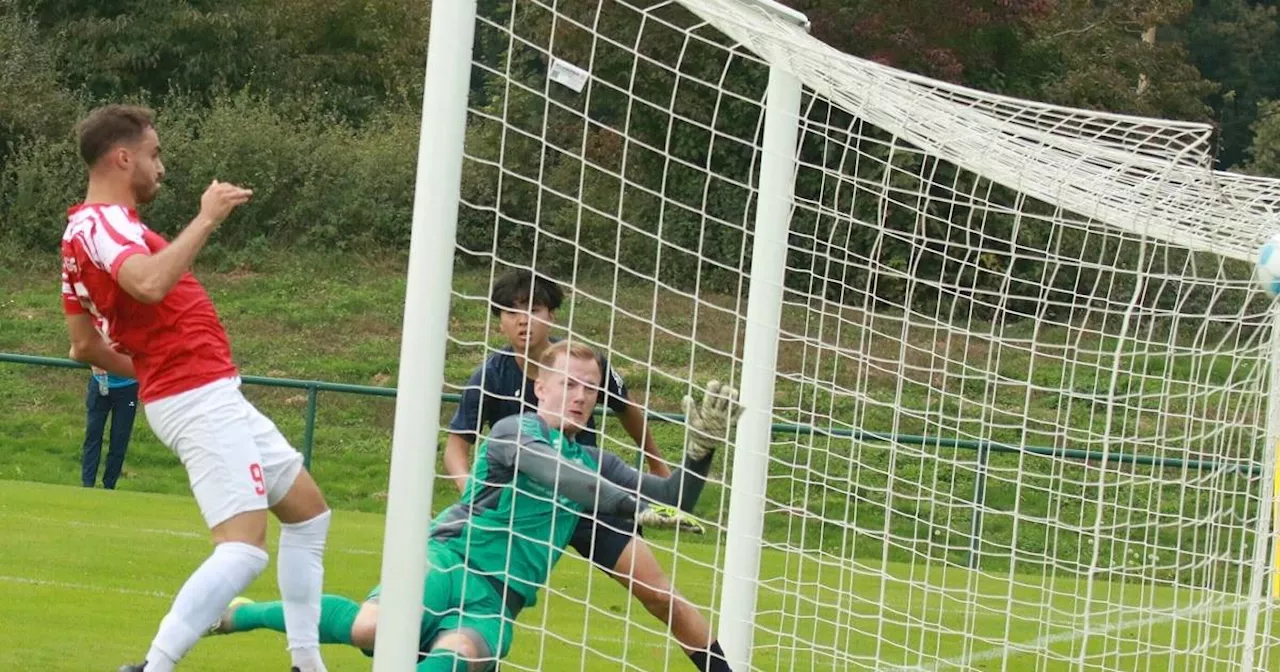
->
[1257, 233, 1280, 297]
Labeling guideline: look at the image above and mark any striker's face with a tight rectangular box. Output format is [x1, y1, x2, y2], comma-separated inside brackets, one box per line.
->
[127, 127, 165, 204]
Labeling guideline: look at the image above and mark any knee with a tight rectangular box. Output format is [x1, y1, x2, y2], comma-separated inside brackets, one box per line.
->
[212, 541, 270, 583]
[279, 509, 331, 553]
[350, 621, 377, 650]
[350, 603, 379, 650]
[272, 471, 330, 523]
[435, 638, 481, 659]
[430, 630, 490, 671]
[211, 510, 270, 550]
[218, 527, 268, 550]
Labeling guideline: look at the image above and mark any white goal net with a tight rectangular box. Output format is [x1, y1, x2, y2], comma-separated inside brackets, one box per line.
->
[384, 0, 1280, 670]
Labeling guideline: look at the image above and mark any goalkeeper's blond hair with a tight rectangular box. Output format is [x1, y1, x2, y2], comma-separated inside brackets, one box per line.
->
[538, 340, 601, 377]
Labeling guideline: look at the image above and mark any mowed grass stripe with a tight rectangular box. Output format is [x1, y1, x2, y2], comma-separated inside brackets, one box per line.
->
[3, 481, 1269, 671]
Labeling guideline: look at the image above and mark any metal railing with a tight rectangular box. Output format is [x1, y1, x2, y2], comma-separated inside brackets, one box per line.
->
[2, 351, 1262, 568]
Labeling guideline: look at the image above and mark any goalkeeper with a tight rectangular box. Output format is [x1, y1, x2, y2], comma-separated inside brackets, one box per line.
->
[447, 269, 731, 672]
[210, 340, 741, 671]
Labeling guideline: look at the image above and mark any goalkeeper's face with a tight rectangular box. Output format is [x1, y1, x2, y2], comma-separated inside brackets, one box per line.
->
[535, 353, 602, 436]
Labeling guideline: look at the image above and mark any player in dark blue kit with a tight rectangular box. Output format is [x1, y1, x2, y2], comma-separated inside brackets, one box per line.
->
[443, 269, 732, 672]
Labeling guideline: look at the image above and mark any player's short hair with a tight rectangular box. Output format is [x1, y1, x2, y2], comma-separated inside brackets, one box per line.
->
[76, 104, 156, 167]
[539, 340, 601, 379]
[491, 268, 564, 316]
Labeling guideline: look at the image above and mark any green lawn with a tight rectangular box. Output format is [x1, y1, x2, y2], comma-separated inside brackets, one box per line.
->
[1, 481, 1269, 671]
[1, 251, 1276, 669]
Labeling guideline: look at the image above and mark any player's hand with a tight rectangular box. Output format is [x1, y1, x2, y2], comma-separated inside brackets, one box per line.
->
[635, 503, 705, 534]
[198, 180, 253, 227]
[683, 380, 742, 461]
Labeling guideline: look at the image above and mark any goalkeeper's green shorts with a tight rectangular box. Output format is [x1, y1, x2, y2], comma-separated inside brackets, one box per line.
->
[364, 543, 514, 664]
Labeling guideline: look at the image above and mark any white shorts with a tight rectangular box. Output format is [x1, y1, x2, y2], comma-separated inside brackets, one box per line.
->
[145, 377, 304, 528]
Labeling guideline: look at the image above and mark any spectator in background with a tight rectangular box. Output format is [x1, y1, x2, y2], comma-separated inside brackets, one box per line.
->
[81, 365, 138, 489]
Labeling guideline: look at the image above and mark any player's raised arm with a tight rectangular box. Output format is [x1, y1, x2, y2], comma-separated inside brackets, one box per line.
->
[116, 181, 252, 304]
[594, 381, 741, 514]
[487, 415, 643, 516]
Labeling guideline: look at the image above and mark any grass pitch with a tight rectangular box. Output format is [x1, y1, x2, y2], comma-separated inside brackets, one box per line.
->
[2, 481, 1269, 671]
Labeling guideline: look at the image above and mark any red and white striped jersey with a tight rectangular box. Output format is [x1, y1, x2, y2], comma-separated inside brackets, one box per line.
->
[61, 203, 237, 402]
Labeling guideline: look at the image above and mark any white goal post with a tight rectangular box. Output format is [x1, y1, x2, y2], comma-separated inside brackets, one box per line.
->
[372, 1, 477, 670]
[377, 0, 1280, 670]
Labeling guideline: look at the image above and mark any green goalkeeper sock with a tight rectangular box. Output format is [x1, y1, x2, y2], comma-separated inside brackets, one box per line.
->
[317, 595, 361, 645]
[229, 599, 285, 633]
[231, 595, 361, 645]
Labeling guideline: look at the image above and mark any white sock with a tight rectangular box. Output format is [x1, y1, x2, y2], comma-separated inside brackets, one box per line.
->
[278, 509, 331, 672]
[145, 541, 269, 671]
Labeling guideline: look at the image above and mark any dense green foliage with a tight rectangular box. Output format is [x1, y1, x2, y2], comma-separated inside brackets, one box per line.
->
[3, 0, 1280, 286]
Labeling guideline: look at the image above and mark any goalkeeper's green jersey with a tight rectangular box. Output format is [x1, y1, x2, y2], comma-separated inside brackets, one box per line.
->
[429, 411, 715, 610]
[429, 413, 627, 609]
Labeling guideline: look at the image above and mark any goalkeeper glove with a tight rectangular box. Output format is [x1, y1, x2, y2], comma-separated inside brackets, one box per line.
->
[636, 503, 706, 534]
[683, 380, 743, 461]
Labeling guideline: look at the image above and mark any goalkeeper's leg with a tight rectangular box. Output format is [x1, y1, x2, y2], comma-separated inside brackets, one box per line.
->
[221, 559, 474, 659]
[218, 594, 370, 652]
[575, 517, 730, 671]
[617, 538, 730, 671]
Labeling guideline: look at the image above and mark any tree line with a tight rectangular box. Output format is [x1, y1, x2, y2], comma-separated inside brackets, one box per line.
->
[1, 0, 1274, 316]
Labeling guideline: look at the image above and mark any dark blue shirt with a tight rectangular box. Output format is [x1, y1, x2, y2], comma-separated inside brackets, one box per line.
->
[448, 343, 630, 448]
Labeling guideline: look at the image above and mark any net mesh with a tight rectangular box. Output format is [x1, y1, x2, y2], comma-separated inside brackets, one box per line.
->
[436, 1, 1280, 669]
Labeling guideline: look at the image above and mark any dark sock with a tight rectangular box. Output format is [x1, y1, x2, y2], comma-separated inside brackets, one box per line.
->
[687, 640, 732, 672]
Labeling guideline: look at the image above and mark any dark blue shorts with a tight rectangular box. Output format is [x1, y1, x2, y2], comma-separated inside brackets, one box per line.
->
[568, 513, 643, 570]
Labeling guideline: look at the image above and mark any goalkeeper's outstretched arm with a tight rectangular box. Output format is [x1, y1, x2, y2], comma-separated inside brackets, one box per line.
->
[488, 377, 739, 520]
[591, 448, 712, 514]
[488, 414, 645, 517]
[591, 380, 742, 513]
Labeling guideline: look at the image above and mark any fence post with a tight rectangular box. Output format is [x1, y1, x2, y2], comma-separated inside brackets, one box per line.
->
[302, 385, 318, 470]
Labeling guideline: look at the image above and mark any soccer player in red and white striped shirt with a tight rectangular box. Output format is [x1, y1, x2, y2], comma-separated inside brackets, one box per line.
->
[61, 105, 332, 672]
